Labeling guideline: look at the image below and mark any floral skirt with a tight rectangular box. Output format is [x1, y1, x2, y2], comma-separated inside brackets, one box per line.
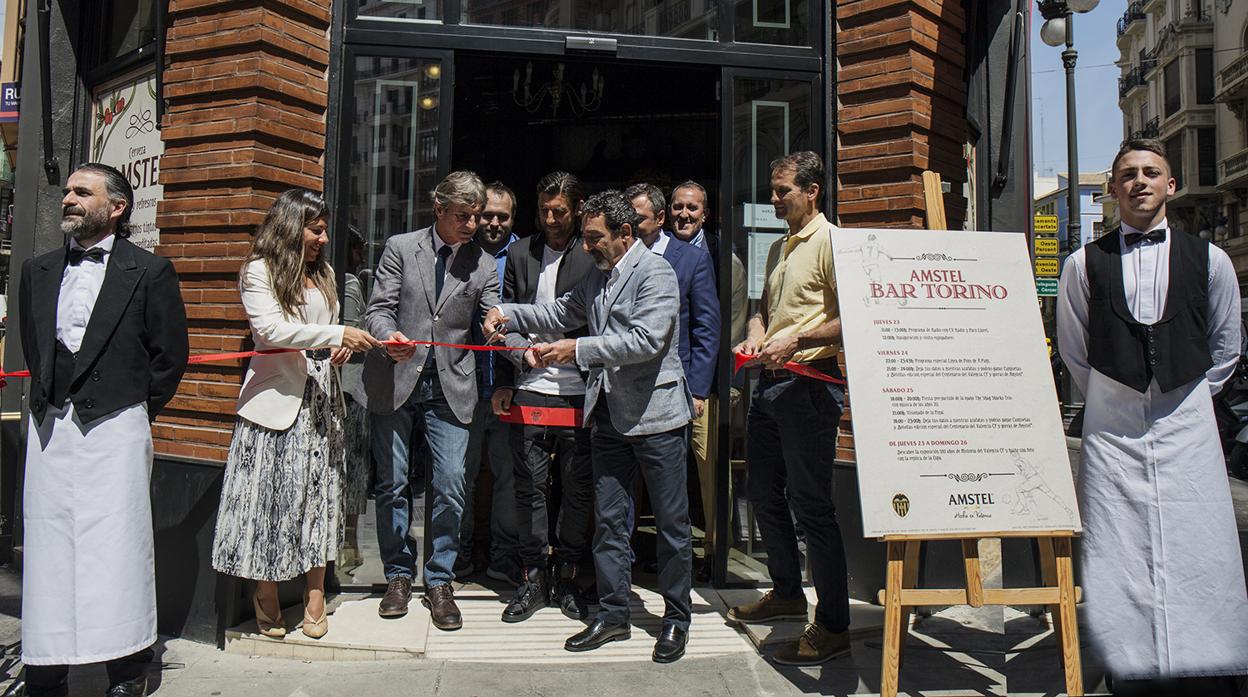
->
[211, 355, 344, 582]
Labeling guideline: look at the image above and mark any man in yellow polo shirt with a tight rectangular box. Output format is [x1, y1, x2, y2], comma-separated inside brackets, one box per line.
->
[726, 151, 850, 666]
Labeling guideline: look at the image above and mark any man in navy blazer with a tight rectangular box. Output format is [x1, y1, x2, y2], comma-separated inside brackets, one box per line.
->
[625, 184, 720, 407]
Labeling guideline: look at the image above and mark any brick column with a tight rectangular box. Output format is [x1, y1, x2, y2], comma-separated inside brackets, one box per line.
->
[836, 0, 968, 229]
[154, 0, 331, 462]
[834, 0, 968, 463]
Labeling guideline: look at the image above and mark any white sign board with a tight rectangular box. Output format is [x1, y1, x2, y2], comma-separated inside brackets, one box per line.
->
[90, 69, 163, 250]
[832, 229, 1080, 537]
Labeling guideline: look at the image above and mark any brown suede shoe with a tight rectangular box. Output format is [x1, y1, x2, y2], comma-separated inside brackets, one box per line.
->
[772, 623, 851, 666]
[726, 589, 809, 624]
[378, 576, 412, 618]
[422, 583, 463, 630]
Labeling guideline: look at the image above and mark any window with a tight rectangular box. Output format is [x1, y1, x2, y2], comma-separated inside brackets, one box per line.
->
[1166, 134, 1185, 190]
[1164, 59, 1181, 117]
[1196, 48, 1214, 104]
[1197, 127, 1216, 187]
[463, 0, 722, 42]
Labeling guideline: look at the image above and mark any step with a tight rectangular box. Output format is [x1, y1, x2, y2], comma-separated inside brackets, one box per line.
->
[225, 586, 757, 663]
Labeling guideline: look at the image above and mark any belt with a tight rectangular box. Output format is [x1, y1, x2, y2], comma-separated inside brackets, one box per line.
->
[763, 360, 840, 380]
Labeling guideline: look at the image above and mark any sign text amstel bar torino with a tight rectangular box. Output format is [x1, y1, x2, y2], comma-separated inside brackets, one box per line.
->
[831, 229, 1080, 537]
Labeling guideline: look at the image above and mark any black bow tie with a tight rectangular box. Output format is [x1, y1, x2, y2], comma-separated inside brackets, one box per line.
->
[1123, 229, 1166, 246]
[67, 247, 106, 266]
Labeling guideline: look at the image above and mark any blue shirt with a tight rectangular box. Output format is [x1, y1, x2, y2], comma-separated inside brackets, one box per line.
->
[473, 234, 518, 399]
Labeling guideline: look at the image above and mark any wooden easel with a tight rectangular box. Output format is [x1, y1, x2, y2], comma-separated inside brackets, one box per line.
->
[877, 531, 1082, 697]
[871, 175, 1084, 697]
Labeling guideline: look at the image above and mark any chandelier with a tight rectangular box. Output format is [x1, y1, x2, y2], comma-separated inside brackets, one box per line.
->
[512, 62, 604, 117]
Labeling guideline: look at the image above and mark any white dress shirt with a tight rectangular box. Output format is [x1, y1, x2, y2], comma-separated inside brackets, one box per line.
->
[1056, 218, 1241, 394]
[431, 228, 461, 288]
[646, 231, 672, 256]
[57, 234, 116, 353]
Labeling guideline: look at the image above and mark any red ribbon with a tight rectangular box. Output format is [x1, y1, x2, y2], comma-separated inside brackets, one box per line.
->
[0, 340, 528, 383]
[732, 351, 846, 385]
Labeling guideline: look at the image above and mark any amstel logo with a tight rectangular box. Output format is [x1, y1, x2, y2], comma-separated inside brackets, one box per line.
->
[892, 493, 910, 518]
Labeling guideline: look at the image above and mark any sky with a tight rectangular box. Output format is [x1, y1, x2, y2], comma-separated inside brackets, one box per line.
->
[1029, 0, 1124, 180]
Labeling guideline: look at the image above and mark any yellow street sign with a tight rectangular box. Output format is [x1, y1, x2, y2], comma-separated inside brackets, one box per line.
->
[1034, 215, 1058, 233]
[1034, 257, 1060, 277]
[1034, 237, 1059, 256]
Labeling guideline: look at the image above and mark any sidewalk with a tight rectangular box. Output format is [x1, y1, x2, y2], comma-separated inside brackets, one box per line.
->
[0, 562, 1099, 697]
[5, 436, 1248, 695]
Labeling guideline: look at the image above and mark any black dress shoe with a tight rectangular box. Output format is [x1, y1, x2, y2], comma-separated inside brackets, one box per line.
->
[502, 567, 549, 623]
[105, 675, 148, 697]
[564, 618, 631, 652]
[652, 623, 688, 663]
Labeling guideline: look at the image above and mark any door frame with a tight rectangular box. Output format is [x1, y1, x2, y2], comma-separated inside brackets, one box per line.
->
[330, 39, 828, 593]
[712, 67, 823, 587]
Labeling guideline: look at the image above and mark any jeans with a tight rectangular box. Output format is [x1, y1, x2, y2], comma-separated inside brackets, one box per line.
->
[592, 402, 692, 629]
[461, 398, 520, 579]
[371, 373, 470, 588]
[510, 390, 594, 571]
[746, 371, 851, 633]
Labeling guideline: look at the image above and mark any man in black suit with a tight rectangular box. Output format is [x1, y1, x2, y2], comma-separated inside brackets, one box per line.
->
[491, 171, 597, 623]
[18, 163, 189, 697]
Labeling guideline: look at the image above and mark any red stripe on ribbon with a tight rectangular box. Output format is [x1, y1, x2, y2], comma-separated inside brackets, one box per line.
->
[497, 405, 584, 428]
[732, 351, 846, 385]
[0, 340, 528, 380]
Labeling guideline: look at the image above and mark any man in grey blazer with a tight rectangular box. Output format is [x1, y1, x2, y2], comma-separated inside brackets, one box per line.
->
[484, 190, 694, 663]
[364, 171, 501, 630]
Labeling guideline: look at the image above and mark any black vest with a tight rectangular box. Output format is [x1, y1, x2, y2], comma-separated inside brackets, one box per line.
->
[48, 339, 84, 409]
[1085, 229, 1212, 393]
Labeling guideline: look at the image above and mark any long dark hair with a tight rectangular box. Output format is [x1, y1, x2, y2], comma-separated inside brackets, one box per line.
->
[244, 189, 338, 318]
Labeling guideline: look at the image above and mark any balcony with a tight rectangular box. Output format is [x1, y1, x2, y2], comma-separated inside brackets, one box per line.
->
[1117, 3, 1146, 43]
[1130, 116, 1161, 140]
[1219, 147, 1248, 191]
[1216, 51, 1248, 111]
[1119, 66, 1148, 100]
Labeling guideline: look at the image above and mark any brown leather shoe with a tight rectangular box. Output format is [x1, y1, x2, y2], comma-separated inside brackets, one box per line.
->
[726, 589, 808, 624]
[422, 583, 463, 630]
[378, 576, 412, 618]
[772, 623, 851, 666]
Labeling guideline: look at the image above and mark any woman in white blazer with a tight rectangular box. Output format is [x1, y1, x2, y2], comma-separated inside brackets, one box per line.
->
[211, 190, 382, 640]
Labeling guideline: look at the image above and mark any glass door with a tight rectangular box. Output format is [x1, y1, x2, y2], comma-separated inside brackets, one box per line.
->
[714, 68, 820, 586]
[332, 48, 453, 591]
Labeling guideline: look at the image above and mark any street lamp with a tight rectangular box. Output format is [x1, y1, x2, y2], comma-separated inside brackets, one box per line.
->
[1039, 0, 1099, 253]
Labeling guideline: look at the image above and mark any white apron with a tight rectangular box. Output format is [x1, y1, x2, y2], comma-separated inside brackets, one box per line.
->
[22, 401, 156, 665]
[1079, 370, 1248, 679]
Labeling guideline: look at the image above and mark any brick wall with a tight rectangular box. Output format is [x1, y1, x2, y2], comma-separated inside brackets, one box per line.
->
[834, 0, 968, 463]
[836, 0, 968, 229]
[154, 0, 331, 462]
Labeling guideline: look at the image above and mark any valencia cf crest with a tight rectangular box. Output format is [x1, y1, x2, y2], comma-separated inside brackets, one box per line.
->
[892, 493, 910, 518]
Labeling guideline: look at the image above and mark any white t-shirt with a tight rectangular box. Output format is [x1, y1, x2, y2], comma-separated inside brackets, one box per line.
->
[518, 244, 586, 396]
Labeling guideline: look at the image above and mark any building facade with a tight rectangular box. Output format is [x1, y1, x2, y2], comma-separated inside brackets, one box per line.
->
[1117, 0, 1248, 309]
[2, 0, 1034, 642]
[1034, 172, 1108, 250]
